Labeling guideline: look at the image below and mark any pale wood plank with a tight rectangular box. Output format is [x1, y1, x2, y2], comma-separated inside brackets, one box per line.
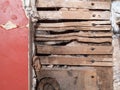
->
[39, 56, 113, 66]
[38, 21, 111, 28]
[36, 25, 111, 31]
[36, 36, 112, 43]
[38, 10, 110, 20]
[36, 31, 112, 38]
[37, 45, 113, 55]
[37, 67, 98, 90]
[36, 0, 111, 10]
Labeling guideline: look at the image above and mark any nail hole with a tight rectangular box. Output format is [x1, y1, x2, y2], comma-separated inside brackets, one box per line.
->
[92, 23, 96, 26]
[92, 14, 96, 17]
[98, 15, 101, 17]
[91, 3, 95, 6]
[91, 76, 95, 78]
[91, 60, 95, 63]
[91, 47, 95, 51]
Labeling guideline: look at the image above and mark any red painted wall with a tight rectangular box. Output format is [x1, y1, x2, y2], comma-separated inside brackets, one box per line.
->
[0, 0, 28, 90]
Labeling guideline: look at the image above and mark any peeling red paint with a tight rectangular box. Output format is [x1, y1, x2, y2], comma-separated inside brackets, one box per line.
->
[0, 0, 28, 27]
[0, 0, 28, 90]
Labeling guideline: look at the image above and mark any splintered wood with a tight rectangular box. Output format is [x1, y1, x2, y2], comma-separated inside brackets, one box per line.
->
[34, 0, 113, 90]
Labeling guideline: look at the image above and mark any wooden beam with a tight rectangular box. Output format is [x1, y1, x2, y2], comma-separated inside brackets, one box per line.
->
[36, 37, 112, 43]
[36, 25, 111, 31]
[38, 21, 111, 28]
[36, 32, 112, 38]
[38, 10, 110, 20]
[36, 0, 111, 10]
[36, 45, 113, 55]
[39, 56, 113, 66]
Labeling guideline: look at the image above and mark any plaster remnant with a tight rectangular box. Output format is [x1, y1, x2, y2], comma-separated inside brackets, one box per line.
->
[26, 23, 29, 28]
[0, 21, 17, 30]
[111, 1, 120, 34]
[22, 0, 39, 22]
[113, 35, 120, 90]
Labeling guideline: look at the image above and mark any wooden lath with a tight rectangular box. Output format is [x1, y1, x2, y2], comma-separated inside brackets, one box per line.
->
[38, 10, 110, 20]
[36, 0, 111, 10]
[37, 45, 113, 55]
[39, 56, 113, 66]
[36, 31, 112, 38]
[35, 0, 113, 66]
[36, 25, 111, 31]
[36, 37, 112, 43]
[38, 21, 111, 28]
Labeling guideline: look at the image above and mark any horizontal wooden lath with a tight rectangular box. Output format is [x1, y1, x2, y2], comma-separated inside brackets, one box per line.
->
[38, 21, 111, 28]
[38, 11, 110, 20]
[36, 0, 110, 10]
[37, 45, 113, 55]
[36, 25, 111, 31]
[36, 36, 112, 43]
[36, 31, 112, 38]
[39, 56, 113, 66]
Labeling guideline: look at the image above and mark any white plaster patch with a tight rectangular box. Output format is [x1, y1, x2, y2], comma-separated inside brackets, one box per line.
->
[111, 1, 120, 34]
[22, 0, 30, 7]
[32, 67, 37, 90]
[0, 21, 17, 30]
[26, 23, 29, 28]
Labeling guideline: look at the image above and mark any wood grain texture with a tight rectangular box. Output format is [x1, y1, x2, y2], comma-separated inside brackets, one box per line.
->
[36, 36, 112, 43]
[95, 67, 113, 90]
[35, 0, 113, 90]
[36, 45, 113, 55]
[38, 10, 110, 20]
[38, 21, 111, 28]
[36, 32, 112, 38]
[37, 67, 98, 90]
[39, 56, 113, 66]
[36, 25, 111, 31]
[36, 0, 110, 10]
[36, 67, 113, 90]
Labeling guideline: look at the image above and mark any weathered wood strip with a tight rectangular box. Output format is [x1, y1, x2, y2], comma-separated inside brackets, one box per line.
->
[36, 32, 112, 38]
[36, 36, 112, 43]
[39, 56, 113, 66]
[36, 25, 111, 31]
[37, 45, 113, 55]
[38, 11, 110, 20]
[38, 21, 111, 28]
[36, 0, 110, 10]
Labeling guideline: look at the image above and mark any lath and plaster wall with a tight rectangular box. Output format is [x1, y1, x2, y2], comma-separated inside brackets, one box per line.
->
[0, 0, 120, 90]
